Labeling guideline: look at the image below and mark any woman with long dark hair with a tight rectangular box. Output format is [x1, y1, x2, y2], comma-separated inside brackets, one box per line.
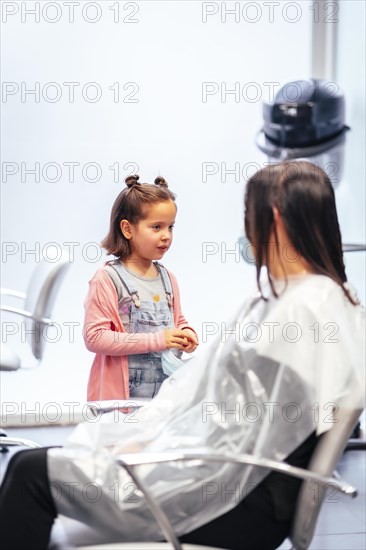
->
[244, 160, 354, 301]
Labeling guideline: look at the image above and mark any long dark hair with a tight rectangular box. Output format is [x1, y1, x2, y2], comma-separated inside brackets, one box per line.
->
[244, 160, 356, 304]
[102, 175, 176, 260]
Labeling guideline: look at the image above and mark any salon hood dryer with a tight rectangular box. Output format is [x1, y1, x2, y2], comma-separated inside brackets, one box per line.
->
[256, 78, 349, 185]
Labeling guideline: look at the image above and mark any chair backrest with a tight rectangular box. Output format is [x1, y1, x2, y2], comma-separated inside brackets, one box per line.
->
[289, 407, 362, 549]
[24, 252, 71, 359]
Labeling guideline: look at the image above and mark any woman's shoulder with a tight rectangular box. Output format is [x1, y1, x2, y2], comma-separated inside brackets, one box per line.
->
[281, 273, 357, 303]
[269, 274, 363, 321]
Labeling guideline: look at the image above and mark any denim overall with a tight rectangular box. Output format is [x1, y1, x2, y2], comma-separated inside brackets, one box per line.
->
[106, 261, 175, 398]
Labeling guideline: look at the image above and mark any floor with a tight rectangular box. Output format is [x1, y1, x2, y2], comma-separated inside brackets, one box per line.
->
[1, 425, 365, 550]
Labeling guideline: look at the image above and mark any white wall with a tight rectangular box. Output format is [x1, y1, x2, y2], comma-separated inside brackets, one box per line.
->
[1, 1, 364, 423]
[334, 0, 366, 302]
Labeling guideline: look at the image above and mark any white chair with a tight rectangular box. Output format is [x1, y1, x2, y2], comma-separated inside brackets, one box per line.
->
[0, 253, 71, 449]
[1, 253, 71, 370]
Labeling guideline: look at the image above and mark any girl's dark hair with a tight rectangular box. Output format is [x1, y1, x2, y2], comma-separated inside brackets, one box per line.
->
[244, 160, 356, 304]
[102, 175, 176, 260]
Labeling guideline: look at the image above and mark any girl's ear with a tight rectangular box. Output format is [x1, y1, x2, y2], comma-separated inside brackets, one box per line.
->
[120, 219, 132, 239]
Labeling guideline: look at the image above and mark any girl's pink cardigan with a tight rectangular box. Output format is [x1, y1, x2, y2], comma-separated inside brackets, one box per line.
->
[84, 266, 195, 401]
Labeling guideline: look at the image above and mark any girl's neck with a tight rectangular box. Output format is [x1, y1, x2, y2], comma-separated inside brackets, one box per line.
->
[122, 257, 158, 278]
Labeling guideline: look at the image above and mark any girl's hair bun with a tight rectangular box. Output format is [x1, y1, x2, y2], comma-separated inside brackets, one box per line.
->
[154, 176, 168, 188]
[125, 174, 140, 188]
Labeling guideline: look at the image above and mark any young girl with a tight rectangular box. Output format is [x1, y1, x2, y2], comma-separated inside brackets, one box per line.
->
[84, 174, 198, 401]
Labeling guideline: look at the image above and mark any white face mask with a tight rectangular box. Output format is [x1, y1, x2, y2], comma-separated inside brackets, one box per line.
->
[161, 350, 184, 376]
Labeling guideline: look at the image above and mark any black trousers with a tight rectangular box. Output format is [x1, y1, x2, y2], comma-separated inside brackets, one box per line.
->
[0, 448, 57, 550]
[0, 433, 317, 550]
[182, 432, 318, 549]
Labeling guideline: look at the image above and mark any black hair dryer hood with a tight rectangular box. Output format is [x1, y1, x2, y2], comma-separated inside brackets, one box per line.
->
[256, 78, 350, 160]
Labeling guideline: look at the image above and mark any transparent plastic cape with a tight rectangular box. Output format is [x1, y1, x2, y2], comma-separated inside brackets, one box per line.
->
[48, 277, 365, 544]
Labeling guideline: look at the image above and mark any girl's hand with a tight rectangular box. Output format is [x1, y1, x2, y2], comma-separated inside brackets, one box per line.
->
[164, 328, 191, 350]
[180, 329, 199, 353]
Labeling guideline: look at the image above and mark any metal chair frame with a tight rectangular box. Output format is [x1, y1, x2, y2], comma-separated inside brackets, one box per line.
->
[78, 400, 362, 550]
[115, 449, 358, 550]
[1, 254, 71, 450]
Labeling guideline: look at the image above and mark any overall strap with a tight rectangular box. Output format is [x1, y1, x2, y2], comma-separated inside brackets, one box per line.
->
[105, 261, 141, 307]
[154, 262, 173, 308]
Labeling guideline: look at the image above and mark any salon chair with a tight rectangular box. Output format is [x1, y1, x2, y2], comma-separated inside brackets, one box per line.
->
[0, 253, 71, 450]
[49, 403, 361, 550]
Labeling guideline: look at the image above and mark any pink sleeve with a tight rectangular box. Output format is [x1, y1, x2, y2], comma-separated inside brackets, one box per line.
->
[168, 270, 197, 336]
[83, 268, 166, 356]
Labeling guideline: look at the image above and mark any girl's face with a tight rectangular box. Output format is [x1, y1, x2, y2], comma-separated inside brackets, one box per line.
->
[125, 200, 176, 264]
